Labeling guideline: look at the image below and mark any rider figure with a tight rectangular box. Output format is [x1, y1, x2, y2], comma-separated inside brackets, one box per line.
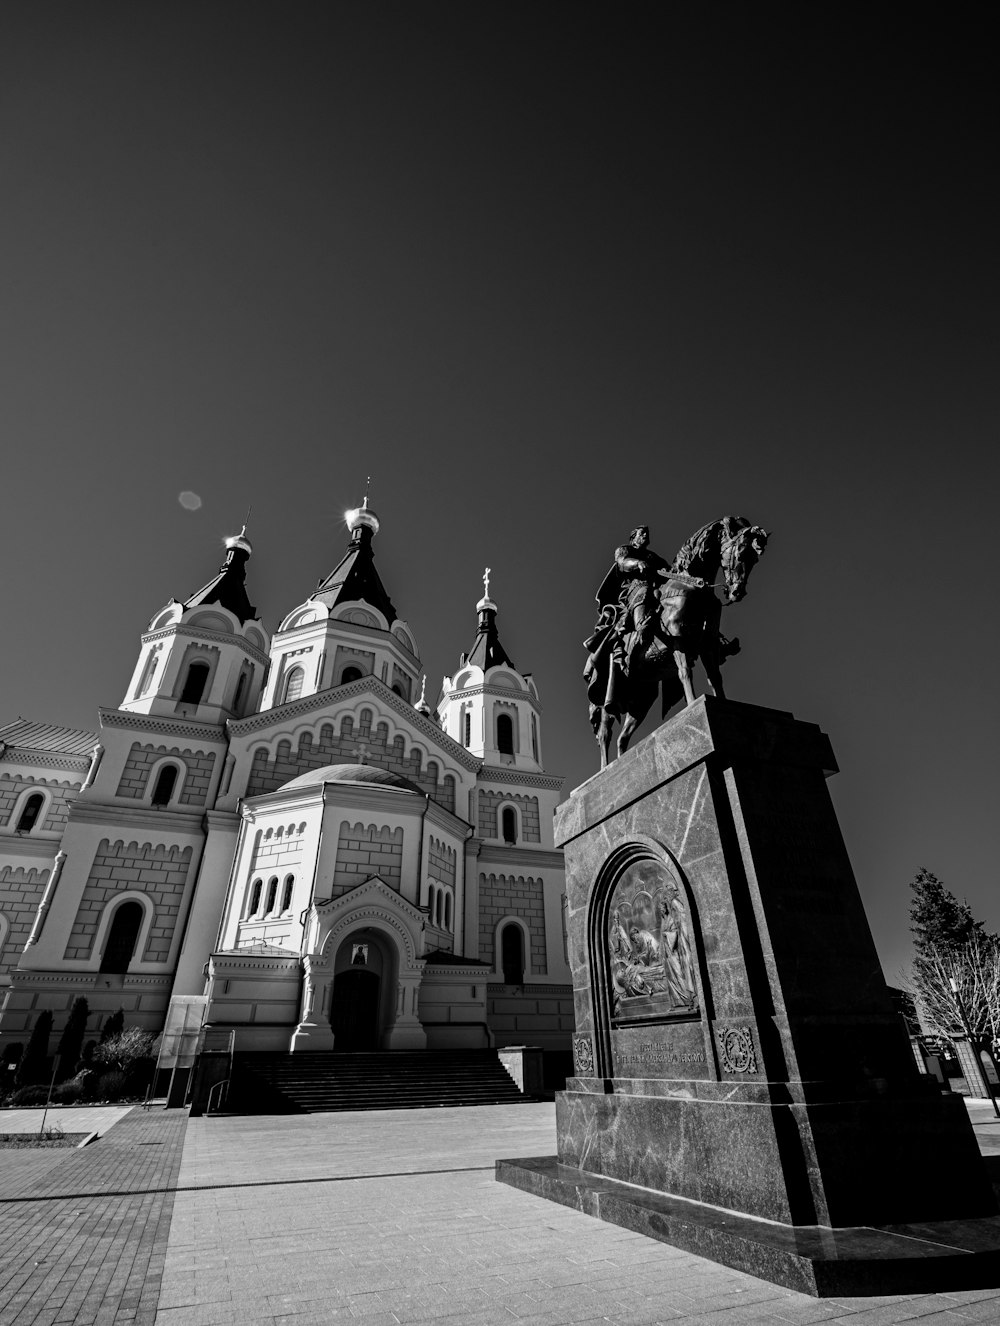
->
[611, 525, 671, 676]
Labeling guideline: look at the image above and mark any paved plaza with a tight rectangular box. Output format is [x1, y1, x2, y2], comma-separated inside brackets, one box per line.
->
[2, 1100, 1000, 1326]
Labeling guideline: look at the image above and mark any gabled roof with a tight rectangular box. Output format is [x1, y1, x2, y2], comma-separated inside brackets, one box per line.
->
[310, 525, 396, 624]
[0, 718, 97, 755]
[183, 538, 258, 626]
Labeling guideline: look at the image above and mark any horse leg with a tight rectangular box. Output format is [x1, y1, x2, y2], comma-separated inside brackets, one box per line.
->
[617, 714, 638, 756]
[597, 711, 615, 768]
[674, 649, 696, 705]
[702, 650, 727, 699]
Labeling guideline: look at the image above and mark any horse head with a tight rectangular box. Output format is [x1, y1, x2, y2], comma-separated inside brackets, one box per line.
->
[721, 520, 769, 603]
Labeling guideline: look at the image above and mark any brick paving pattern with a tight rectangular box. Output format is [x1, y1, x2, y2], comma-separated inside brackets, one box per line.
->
[0, 1107, 186, 1326]
[2, 1101, 1000, 1324]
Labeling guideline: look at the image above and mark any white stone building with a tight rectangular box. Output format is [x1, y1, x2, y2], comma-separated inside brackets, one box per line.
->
[0, 504, 572, 1070]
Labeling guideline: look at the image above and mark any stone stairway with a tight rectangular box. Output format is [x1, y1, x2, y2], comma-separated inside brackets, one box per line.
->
[228, 1049, 539, 1113]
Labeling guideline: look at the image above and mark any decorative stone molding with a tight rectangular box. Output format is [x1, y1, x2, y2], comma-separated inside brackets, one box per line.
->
[573, 1034, 596, 1076]
[98, 708, 228, 743]
[229, 675, 482, 772]
[479, 766, 565, 791]
[139, 623, 270, 666]
[716, 1025, 758, 1075]
[0, 751, 90, 774]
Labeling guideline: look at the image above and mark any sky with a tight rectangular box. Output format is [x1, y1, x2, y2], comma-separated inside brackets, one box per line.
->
[1, 3, 996, 982]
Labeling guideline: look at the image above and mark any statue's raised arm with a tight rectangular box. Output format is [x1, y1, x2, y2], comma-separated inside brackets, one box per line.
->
[585, 517, 768, 768]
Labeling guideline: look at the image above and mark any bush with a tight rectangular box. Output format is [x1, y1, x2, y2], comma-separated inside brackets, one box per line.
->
[15, 1011, 52, 1088]
[53, 1075, 87, 1104]
[95, 1070, 127, 1101]
[94, 1029, 157, 1075]
[9, 1084, 51, 1106]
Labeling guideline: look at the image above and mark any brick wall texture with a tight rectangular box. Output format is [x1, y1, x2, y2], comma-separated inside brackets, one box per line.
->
[115, 743, 217, 806]
[250, 822, 306, 874]
[0, 865, 49, 978]
[246, 712, 457, 813]
[331, 821, 403, 896]
[63, 839, 192, 963]
[0, 775, 79, 834]
[478, 872, 547, 975]
[427, 835, 456, 887]
[477, 791, 540, 843]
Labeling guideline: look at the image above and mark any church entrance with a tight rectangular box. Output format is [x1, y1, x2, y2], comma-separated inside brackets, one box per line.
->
[330, 928, 391, 1052]
[331, 967, 380, 1051]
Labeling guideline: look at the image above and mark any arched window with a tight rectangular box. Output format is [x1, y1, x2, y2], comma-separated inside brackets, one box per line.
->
[282, 667, 304, 704]
[531, 714, 539, 761]
[436, 891, 444, 928]
[392, 684, 403, 697]
[233, 669, 249, 713]
[99, 901, 144, 973]
[444, 893, 452, 931]
[16, 794, 45, 834]
[497, 713, 514, 755]
[341, 666, 362, 685]
[135, 651, 158, 698]
[501, 923, 525, 985]
[281, 875, 294, 911]
[248, 878, 262, 916]
[463, 711, 471, 747]
[501, 807, 517, 844]
[180, 661, 210, 705]
[150, 765, 178, 807]
[265, 876, 278, 914]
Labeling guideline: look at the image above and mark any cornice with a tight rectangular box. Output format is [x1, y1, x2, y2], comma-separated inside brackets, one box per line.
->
[205, 809, 241, 832]
[477, 845, 565, 872]
[0, 750, 89, 774]
[11, 970, 173, 988]
[478, 765, 564, 791]
[247, 782, 412, 817]
[68, 800, 206, 835]
[140, 623, 270, 666]
[442, 683, 542, 715]
[0, 834, 60, 861]
[210, 952, 301, 972]
[229, 676, 482, 773]
[424, 797, 473, 836]
[423, 961, 493, 975]
[275, 616, 422, 670]
[99, 708, 228, 744]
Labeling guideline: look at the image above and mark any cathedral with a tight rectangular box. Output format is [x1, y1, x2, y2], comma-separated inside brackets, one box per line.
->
[0, 502, 572, 1078]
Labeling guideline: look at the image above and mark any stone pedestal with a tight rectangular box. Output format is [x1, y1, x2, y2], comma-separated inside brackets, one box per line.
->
[498, 698, 1000, 1293]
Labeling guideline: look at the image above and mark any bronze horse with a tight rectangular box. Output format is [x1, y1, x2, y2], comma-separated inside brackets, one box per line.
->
[585, 516, 769, 767]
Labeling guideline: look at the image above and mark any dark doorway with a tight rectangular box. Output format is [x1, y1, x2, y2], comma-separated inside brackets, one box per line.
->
[331, 968, 380, 1051]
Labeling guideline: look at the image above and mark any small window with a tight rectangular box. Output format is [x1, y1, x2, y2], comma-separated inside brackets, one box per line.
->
[497, 713, 514, 755]
[265, 877, 278, 913]
[531, 714, 539, 762]
[180, 661, 210, 705]
[16, 794, 45, 834]
[444, 893, 452, 931]
[501, 807, 517, 844]
[248, 878, 262, 916]
[463, 712, 471, 747]
[150, 766, 178, 807]
[281, 875, 294, 911]
[233, 670, 248, 713]
[136, 651, 158, 698]
[341, 666, 362, 685]
[392, 684, 403, 697]
[282, 666, 304, 704]
[501, 924, 524, 985]
[436, 891, 444, 928]
[100, 901, 144, 973]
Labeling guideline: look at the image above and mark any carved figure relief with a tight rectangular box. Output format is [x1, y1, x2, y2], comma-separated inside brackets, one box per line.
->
[607, 858, 698, 1021]
[716, 1025, 757, 1074]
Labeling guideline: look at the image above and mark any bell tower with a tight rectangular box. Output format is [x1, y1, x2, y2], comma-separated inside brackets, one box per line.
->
[121, 532, 270, 724]
[260, 499, 422, 711]
[438, 569, 544, 771]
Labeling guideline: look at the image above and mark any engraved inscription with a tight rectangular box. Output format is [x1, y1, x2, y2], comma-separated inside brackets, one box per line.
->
[608, 858, 698, 1022]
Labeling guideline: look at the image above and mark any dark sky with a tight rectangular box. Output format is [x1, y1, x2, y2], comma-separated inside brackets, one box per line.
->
[2, 3, 996, 981]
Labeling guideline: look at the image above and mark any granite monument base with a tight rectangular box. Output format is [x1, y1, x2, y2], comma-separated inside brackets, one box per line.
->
[498, 697, 1000, 1293]
[497, 1154, 1000, 1296]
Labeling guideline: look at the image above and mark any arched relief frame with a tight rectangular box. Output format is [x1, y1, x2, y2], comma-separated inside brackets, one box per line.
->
[588, 837, 710, 1079]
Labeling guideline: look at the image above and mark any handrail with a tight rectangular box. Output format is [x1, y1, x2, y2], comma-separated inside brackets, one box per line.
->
[207, 1079, 229, 1114]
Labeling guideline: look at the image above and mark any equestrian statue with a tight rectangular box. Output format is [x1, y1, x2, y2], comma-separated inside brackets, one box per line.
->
[584, 517, 769, 767]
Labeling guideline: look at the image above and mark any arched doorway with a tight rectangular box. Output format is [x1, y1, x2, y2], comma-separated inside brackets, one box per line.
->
[330, 928, 390, 1052]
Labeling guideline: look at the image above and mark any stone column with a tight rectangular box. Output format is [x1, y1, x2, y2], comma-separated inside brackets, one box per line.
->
[290, 954, 335, 1052]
